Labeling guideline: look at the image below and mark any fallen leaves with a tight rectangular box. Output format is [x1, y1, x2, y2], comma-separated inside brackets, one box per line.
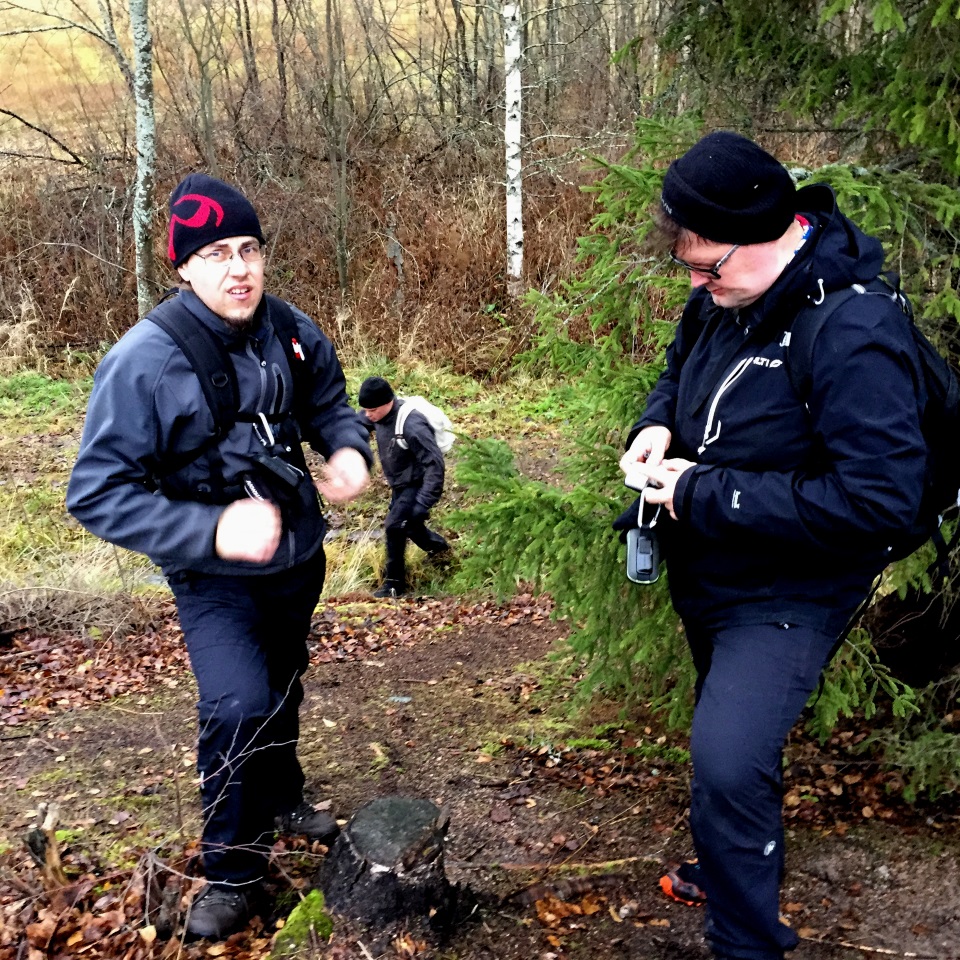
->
[0, 591, 561, 959]
[309, 594, 553, 667]
[530, 886, 670, 951]
[0, 593, 555, 730]
[0, 601, 189, 728]
[502, 732, 687, 800]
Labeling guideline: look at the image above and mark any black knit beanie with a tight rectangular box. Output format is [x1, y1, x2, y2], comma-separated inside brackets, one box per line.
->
[660, 132, 796, 245]
[168, 173, 264, 266]
[358, 377, 395, 408]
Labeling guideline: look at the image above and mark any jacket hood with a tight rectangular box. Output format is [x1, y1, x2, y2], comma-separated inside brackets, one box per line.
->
[747, 183, 886, 326]
[795, 183, 885, 292]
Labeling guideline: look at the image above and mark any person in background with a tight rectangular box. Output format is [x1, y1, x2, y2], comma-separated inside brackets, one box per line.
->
[67, 174, 372, 941]
[358, 376, 449, 597]
[617, 132, 926, 960]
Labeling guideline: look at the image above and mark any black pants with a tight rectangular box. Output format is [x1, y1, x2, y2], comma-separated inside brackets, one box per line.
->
[685, 621, 837, 960]
[168, 550, 325, 886]
[384, 487, 448, 589]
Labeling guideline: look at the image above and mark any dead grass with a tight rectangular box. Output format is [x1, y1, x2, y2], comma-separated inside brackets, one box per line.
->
[322, 526, 383, 597]
[0, 304, 43, 374]
[0, 144, 596, 375]
[0, 571, 163, 645]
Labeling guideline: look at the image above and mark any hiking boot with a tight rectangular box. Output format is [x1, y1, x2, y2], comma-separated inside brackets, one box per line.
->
[427, 546, 453, 570]
[372, 582, 406, 599]
[659, 859, 706, 906]
[275, 801, 340, 845]
[185, 883, 257, 941]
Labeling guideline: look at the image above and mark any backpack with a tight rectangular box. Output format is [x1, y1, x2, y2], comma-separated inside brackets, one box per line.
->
[394, 396, 455, 454]
[147, 292, 310, 473]
[786, 275, 960, 570]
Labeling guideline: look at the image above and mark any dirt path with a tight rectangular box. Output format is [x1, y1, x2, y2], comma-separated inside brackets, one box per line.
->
[1, 595, 958, 960]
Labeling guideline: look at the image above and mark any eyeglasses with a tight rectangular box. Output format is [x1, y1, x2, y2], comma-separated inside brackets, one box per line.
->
[193, 243, 265, 266]
[668, 243, 739, 280]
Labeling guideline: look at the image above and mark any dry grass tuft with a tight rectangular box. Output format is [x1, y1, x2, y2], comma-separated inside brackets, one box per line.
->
[0, 143, 596, 375]
[0, 538, 165, 642]
[0, 288, 45, 374]
[321, 526, 383, 597]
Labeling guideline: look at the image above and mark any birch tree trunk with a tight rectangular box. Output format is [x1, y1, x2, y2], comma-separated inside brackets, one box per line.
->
[271, 0, 290, 147]
[130, 0, 157, 317]
[326, 0, 351, 294]
[502, 0, 523, 299]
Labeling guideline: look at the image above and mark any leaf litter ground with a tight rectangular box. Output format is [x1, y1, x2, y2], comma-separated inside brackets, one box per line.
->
[1, 592, 958, 960]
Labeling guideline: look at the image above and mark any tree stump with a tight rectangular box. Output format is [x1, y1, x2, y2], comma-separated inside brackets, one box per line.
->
[318, 795, 453, 928]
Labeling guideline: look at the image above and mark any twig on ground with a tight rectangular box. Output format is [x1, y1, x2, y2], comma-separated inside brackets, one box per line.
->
[802, 935, 940, 959]
[0, 721, 51, 742]
[22, 802, 68, 890]
[489, 854, 661, 873]
[0, 865, 41, 899]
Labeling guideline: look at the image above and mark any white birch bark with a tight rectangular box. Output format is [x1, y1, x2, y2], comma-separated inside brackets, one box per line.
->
[130, 0, 157, 317]
[502, 0, 523, 298]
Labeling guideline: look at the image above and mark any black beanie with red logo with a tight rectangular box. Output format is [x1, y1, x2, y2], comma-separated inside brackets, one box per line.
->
[167, 173, 264, 266]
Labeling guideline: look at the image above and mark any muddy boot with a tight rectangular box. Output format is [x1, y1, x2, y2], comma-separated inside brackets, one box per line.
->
[275, 801, 340, 845]
[427, 545, 453, 572]
[185, 883, 258, 941]
[372, 581, 406, 599]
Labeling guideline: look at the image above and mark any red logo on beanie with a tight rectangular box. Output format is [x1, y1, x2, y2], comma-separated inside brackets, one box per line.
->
[168, 194, 225, 261]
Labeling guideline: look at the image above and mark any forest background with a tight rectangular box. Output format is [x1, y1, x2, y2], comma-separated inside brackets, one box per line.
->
[1, 0, 959, 798]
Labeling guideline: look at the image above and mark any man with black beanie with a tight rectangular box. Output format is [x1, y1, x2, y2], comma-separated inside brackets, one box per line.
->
[358, 376, 449, 597]
[68, 173, 373, 941]
[616, 132, 926, 960]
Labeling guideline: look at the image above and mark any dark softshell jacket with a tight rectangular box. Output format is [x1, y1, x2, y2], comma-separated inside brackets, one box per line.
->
[67, 289, 373, 576]
[371, 400, 445, 512]
[631, 184, 927, 636]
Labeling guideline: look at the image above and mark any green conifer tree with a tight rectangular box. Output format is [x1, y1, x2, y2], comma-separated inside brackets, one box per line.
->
[458, 0, 960, 793]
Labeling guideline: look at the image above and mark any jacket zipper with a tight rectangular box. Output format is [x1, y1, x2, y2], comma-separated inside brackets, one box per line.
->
[698, 357, 754, 454]
[246, 337, 297, 567]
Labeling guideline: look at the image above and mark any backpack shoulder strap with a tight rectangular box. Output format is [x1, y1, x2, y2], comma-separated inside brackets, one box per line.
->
[144, 297, 238, 481]
[147, 298, 238, 439]
[266, 294, 310, 418]
[787, 276, 912, 401]
[786, 286, 871, 401]
[394, 400, 412, 449]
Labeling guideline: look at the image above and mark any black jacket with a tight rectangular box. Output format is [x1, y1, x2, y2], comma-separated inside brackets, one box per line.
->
[67, 289, 373, 576]
[631, 184, 926, 635]
[372, 400, 445, 512]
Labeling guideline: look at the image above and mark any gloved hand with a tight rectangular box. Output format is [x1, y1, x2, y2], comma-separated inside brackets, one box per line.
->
[410, 503, 430, 522]
[612, 497, 642, 544]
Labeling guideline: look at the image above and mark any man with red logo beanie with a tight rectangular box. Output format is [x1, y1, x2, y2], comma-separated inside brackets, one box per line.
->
[616, 132, 926, 960]
[68, 174, 373, 940]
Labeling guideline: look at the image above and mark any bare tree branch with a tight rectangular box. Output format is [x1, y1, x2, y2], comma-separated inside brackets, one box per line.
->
[4, 0, 134, 92]
[0, 24, 73, 36]
[0, 150, 85, 165]
[0, 109, 85, 165]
